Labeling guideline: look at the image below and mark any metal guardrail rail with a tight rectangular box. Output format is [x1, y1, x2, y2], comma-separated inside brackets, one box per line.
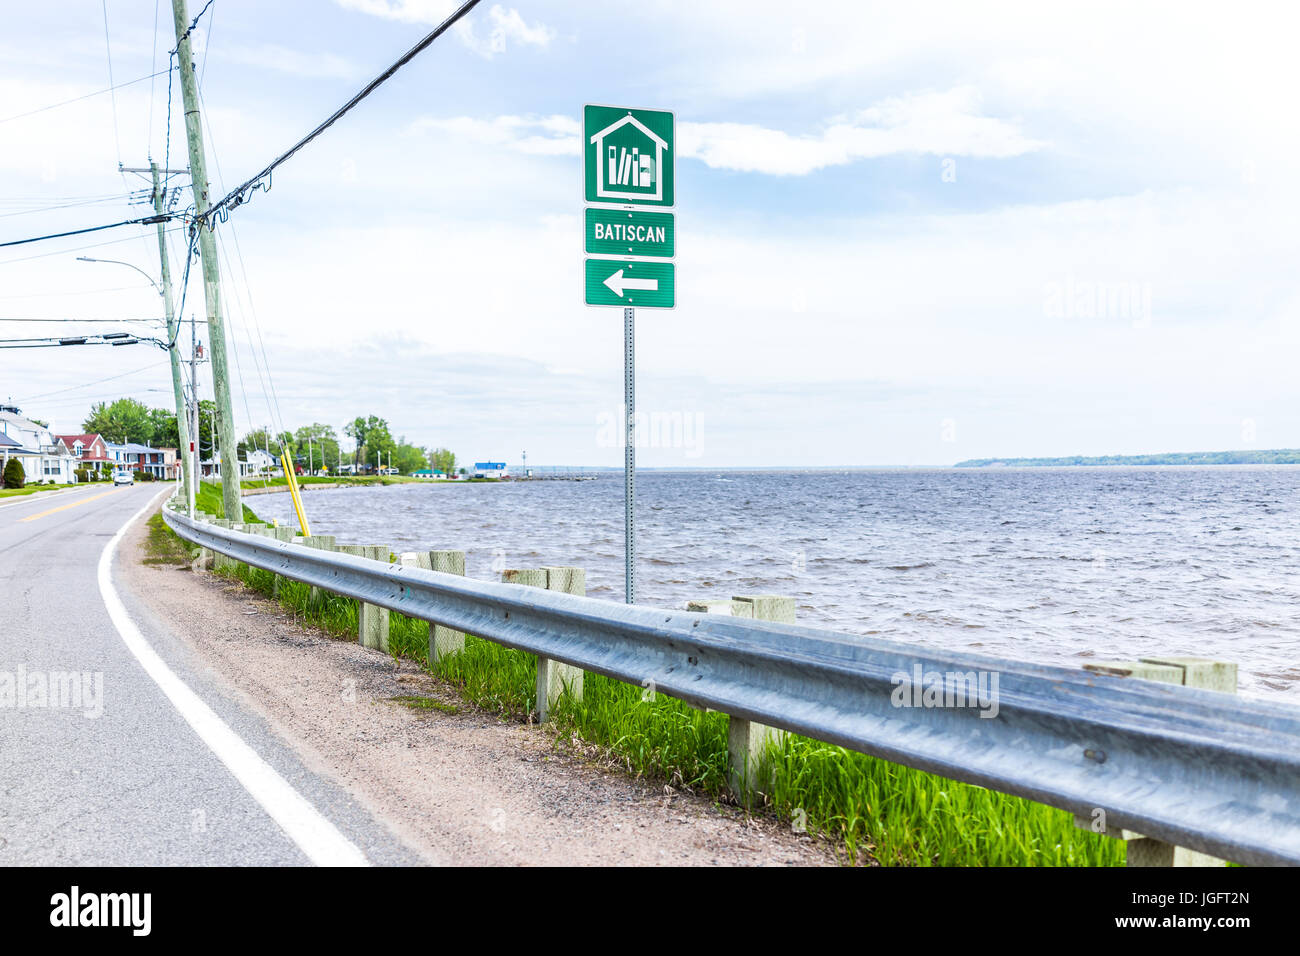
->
[163, 503, 1300, 865]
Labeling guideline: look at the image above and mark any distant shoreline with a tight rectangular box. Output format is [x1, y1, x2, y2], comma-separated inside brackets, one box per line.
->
[954, 450, 1300, 468]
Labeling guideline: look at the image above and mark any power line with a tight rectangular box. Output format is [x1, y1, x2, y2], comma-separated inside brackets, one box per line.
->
[0, 226, 183, 268]
[0, 285, 157, 301]
[101, 0, 122, 167]
[0, 68, 172, 126]
[0, 193, 149, 220]
[201, 0, 484, 227]
[0, 338, 162, 348]
[148, 0, 162, 155]
[173, 0, 215, 54]
[0, 214, 174, 250]
[199, 0, 216, 88]
[0, 333, 167, 350]
[197, 81, 285, 442]
[0, 317, 164, 324]
[15, 360, 170, 403]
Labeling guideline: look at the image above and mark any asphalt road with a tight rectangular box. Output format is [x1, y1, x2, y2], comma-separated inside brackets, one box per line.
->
[0, 483, 420, 865]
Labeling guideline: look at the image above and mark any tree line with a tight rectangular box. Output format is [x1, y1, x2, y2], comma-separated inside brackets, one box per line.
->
[82, 399, 457, 476]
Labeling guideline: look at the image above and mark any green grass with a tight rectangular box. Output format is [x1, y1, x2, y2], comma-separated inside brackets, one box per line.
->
[142, 511, 194, 565]
[195, 480, 260, 521]
[206, 532, 1125, 865]
[238, 474, 428, 492]
[0, 482, 78, 498]
[187, 482, 1122, 866]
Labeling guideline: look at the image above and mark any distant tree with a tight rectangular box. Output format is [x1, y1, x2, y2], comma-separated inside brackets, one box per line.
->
[344, 415, 394, 469]
[431, 447, 456, 475]
[391, 439, 427, 475]
[148, 408, 179, 448]
[294, 423, 339, 472]
[83, 398, 153, 444]
[195, 400, 217, 457]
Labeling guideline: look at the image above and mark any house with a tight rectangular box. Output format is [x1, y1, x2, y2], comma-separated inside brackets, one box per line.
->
[245, 449, 275, 476]
[472, 461, 508, 479]
[0, 404, 75, 483]
[199, 448, 272, 479]
[412, 469, 449, 480]
[588, 112, 669, 204]
[55, 433, 112, 475]
[0, 430, 33, 480]
[105, 442, 180, 479]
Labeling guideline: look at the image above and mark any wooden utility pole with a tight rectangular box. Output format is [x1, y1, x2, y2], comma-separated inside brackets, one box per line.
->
[171, 0, 241, 520]
[149, 161, 193, 513]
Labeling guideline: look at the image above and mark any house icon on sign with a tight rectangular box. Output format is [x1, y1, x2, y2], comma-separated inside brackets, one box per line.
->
[589, 113, 669, 204]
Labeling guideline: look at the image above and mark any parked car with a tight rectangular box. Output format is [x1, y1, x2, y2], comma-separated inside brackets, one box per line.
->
[112, 470, 134, 486]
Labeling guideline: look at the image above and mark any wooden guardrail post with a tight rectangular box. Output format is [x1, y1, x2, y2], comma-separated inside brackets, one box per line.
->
[686, 594, 796, 800]
[245, 525, 275, 584]
[338, 544, 390, 653]
[539, 567, 586, 720]
[502, 568, 583, 721]
[295, 534, 336, 610]
[268, 526, 295, 596]
[1078, 656, 1237, 866]
[194, 516, 219, 570]
[211, 519, 238, 572]
[429, 550, 467, 664]
[400, 550, 468, 666]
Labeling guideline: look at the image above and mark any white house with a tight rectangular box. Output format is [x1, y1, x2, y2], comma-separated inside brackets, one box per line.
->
[0, 404, 74, 483]
[105, 441, 179, 479]
[472, 461, 509, 479]
[199, 447, 273, 479]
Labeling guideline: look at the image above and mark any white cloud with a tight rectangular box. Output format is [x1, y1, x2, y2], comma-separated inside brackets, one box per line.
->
[407, 113, 578, 155]
[681, 88, 1043, 175]
[335, 1, 553, 57]
[223, 44, 361, 81]
[407, 87, 1041, 176]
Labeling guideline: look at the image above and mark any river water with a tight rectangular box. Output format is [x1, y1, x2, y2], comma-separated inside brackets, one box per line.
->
[248, 467, 1300, 701]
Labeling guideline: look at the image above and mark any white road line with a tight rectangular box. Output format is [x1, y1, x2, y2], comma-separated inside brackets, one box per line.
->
[97, 488, 369, 867]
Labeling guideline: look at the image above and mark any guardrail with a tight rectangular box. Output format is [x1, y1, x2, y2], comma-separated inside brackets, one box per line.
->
[162, 500, 1300, 866]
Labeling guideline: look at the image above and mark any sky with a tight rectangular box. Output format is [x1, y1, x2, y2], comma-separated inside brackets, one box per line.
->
[1, 0, 1298, 467]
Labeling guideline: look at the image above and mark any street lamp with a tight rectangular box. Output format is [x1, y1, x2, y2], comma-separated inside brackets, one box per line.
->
[75, 256, 164, 298]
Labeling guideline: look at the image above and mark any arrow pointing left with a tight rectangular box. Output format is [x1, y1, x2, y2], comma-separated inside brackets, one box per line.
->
[602, 269, 659, 298]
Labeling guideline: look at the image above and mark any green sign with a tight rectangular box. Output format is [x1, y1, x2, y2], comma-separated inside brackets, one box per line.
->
[584, 104, 674, 207]
[585, 208, 675, 258]
[584, 258, 675, 309]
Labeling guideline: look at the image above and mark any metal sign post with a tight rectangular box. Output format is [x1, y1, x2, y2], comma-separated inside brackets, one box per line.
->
[582, 103, 675, 606]
[624, 305, 636, 604]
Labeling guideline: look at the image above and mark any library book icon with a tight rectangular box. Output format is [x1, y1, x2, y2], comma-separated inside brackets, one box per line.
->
[589, 113, 668, 205]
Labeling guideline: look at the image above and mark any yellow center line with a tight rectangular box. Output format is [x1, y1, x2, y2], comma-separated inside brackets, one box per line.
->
[19, 488, 121, 522]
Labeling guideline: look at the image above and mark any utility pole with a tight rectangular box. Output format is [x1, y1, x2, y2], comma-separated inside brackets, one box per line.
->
[171, 0, 241, 521]
[141, 161, 194, 514]
[189, 314, 201, 515]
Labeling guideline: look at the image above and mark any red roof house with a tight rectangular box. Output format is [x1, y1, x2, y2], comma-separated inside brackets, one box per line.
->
[55, 433, 112, 471]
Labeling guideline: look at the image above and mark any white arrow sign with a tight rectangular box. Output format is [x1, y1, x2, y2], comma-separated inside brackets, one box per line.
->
[602, 268, 659, 298]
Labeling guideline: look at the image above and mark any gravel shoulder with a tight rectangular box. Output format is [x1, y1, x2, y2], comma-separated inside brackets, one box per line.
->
[120, 505, 836, 866]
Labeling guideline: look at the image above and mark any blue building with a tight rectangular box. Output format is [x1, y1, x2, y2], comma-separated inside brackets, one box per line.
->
[472, 461, 508, 479]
